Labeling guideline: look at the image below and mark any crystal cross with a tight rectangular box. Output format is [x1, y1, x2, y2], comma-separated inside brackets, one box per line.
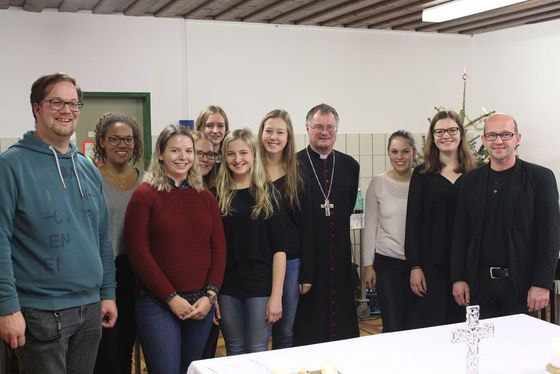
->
[451, 305, 494, 374]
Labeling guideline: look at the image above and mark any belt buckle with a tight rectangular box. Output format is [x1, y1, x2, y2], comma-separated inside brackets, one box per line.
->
[490, 266, 501, 279]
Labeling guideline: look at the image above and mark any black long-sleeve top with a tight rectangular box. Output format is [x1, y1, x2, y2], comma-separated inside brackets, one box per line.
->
[273, 175, 314, 284]
[220, 188, 286, 297]
[405, 165, 462, 268]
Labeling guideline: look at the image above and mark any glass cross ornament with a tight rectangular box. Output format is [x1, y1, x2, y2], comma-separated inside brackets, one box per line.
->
[451, 305, 494, 374]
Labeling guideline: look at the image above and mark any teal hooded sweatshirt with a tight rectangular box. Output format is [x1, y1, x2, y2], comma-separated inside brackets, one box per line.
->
[0, 131, 116, 315]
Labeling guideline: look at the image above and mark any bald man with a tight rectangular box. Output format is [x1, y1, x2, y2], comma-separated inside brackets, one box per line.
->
[450, 113, 560, 318]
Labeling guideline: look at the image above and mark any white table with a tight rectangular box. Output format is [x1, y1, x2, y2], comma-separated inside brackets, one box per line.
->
[187, 314, 560, 374]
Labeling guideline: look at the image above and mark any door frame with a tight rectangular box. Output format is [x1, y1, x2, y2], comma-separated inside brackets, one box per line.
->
[83, 92, 152, 165]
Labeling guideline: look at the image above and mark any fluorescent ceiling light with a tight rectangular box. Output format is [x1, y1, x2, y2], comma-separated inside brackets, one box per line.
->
[422, 0, 526, 23]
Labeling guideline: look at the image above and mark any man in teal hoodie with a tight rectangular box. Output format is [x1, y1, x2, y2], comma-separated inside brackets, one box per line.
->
[0, 73, 117, 374]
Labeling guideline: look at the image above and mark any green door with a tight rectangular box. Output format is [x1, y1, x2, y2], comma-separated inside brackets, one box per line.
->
[77, 92, 151, 169]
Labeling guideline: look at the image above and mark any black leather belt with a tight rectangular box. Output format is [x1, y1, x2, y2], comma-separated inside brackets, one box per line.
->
[489, 266, 511, 279]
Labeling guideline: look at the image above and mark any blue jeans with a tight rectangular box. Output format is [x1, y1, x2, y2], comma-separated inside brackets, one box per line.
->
[16, 302, 102, 374]
[135, 295, 214, 374]
[219, 294, 271, 355]
[272, 258, 300, 349]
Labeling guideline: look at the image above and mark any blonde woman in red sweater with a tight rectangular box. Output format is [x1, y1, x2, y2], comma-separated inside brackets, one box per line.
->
[125, 125, 226, 373]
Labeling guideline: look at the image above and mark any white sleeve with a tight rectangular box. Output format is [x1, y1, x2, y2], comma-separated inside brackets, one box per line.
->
[363, 176, 380, 266]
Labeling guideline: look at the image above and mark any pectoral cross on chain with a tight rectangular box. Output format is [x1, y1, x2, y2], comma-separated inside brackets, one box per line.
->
[451, 305, 494, 374]
[306, 147, 336, 218]
[321, 198, 334, 216]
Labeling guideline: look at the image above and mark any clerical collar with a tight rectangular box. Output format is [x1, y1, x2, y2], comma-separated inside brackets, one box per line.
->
[308, 146, 332, 160]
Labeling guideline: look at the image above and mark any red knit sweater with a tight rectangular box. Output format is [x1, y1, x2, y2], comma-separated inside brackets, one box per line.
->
[124, 183, 226, 301]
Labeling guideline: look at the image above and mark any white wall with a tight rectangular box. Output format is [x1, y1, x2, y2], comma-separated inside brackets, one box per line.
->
[0, 8, 186, 137]
[185, 20, 472, 134]
[0, 8, 558, 176]
[470, 19, 560, 176]
[0, 8, 472, 138]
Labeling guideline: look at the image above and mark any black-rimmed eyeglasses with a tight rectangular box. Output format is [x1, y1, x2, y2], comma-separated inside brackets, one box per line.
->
[433, 127, 460, 137]
[196, 150, 217, 160]
[42, 99, 83, 112]
[483, 132, 515, 141]
[107, 136, 134, 146]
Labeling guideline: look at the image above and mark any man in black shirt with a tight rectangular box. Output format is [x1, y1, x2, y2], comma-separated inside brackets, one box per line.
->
[451, 113, 560, 318]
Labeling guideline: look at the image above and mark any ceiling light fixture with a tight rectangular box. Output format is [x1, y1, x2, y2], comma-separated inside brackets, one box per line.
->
[422, 0, 526, 23]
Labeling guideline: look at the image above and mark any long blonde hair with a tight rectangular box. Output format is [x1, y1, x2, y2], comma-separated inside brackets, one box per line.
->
[145, 124, 203, 192]
[257, 109, 302, 211]
[216, 128, 274, 219]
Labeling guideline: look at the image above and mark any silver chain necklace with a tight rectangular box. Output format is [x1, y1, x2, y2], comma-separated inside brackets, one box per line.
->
[306, 147, 335, 216]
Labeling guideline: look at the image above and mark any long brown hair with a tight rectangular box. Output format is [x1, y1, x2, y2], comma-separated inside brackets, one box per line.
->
[257, 109, 302, 211]
[422, 110, 475, 174]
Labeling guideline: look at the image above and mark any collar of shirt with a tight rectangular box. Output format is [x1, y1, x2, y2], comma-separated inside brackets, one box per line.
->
[166, 176, 190, 190]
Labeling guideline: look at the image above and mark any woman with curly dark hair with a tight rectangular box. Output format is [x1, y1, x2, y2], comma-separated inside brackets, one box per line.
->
[93, 112, 144, 374]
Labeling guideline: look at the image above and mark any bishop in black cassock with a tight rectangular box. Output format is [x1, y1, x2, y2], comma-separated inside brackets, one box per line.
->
[293, 104, 360, 345]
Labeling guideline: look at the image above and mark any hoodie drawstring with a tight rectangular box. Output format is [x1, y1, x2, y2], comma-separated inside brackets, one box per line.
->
[71, 154, 85, 197]
[49, 146, 85, 197]
[49, 146, 67, 189]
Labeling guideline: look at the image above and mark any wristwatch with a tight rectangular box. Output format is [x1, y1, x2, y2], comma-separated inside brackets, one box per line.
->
[205, 291, 218, 304]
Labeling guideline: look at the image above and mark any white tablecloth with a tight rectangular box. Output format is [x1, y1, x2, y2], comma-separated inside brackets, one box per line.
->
[187, 314, 560, 374]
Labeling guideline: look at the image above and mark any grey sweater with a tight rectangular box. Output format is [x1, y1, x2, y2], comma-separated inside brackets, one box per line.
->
[101, 168, 145, 257]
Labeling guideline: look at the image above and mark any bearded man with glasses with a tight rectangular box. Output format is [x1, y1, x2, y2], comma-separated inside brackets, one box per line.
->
[451, 113, 560, 318]
[0, 73, 116, 374]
